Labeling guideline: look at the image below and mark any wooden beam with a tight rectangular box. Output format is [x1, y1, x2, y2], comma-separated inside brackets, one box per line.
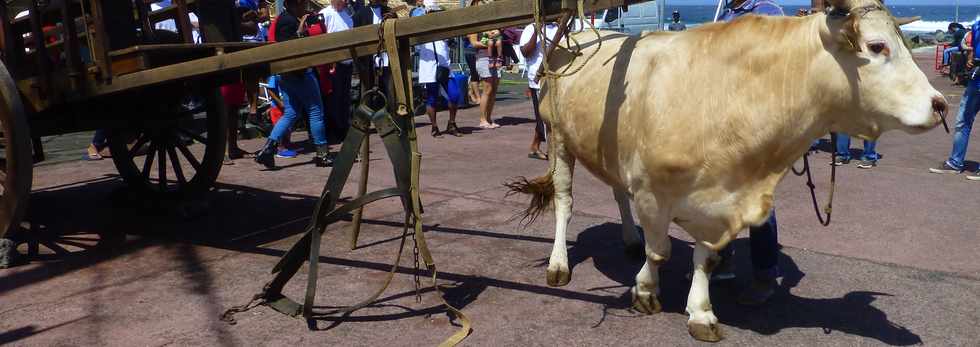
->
[173, 0, 195, 44]
[81, 0, 644, 97]
[136, 0, 156, 43]
[60, 0, 84, 86]
[0, 1, 20, 76]
[87, 0, 112, 80]
[28, 1, 50, 96]
[812, 0, 825, 11]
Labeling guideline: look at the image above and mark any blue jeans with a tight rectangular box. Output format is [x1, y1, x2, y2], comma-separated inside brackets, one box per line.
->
[719, 210, 780, 281]
[835, 133, 879, 161]
[943, 46, 960, 66]
[269, 72, 327, 146]
[92, 129, 107, 148]
[947, 69, 980, 170]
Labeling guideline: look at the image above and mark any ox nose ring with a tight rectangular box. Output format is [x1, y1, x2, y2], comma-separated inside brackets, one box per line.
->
[932, 96, 949, 134]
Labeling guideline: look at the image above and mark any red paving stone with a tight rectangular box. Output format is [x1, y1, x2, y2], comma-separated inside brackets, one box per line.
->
[1, 51, 979, 346]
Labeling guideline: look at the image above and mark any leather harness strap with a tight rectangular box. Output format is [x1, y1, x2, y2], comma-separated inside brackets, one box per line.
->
[224, 18, 470, 347]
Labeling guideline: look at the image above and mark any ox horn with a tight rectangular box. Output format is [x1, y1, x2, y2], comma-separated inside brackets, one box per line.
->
[895, 16, 921, 26]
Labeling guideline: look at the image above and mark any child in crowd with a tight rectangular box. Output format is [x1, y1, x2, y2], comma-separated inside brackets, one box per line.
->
[481, 29, 504, 68]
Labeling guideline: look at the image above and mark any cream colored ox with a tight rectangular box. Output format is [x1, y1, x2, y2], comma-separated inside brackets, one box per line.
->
[509, 0, 946, 342]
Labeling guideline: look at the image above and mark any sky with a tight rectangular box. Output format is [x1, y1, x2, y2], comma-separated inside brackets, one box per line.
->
[668, 0, 969, 5]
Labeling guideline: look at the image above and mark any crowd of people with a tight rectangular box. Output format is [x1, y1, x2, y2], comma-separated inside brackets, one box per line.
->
[121, 0, 542, 169]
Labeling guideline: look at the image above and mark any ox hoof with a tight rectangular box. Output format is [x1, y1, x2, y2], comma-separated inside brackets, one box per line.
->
[631, 286, 662, 314]
[546, 265, 571, 287]
[0, 238, 19, 269]
[688, 320, 724, 342]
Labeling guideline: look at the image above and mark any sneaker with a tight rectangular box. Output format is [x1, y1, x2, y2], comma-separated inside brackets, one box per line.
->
[832, 157, 851, 166]
[928, 162, 963, 174]
[966, 171, 980, 181]
[276, 149, 298, 158]
[856, 159, 877, 169]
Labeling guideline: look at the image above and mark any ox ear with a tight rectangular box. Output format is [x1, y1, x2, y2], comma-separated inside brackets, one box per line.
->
[836, 10, 864, 52]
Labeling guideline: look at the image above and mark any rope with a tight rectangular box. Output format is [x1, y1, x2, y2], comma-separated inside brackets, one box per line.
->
[533, 0, 601, 80]
[790, 135, 837, 227]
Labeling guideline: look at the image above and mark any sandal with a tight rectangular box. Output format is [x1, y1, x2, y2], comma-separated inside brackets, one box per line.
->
[85, 144, 103, 161]
[445, 122, 463, 137]
[528, 151, 548, 160]
[431, 125, 442, 138]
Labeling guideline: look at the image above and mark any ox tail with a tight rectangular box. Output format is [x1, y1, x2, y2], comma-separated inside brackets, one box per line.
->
[504, 171, 555, 226]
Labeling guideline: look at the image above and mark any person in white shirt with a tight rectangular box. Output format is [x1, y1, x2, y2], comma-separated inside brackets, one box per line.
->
[519, 22, 558, 160]
[416, 32, 461, 137]
[319, 0, 356, 144]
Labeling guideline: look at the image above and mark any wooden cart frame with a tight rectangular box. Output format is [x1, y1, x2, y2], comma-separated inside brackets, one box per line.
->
[1, 4, 646, 338]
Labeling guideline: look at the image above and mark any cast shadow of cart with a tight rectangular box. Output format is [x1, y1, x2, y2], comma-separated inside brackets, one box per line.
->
[566, 222, 922, 346]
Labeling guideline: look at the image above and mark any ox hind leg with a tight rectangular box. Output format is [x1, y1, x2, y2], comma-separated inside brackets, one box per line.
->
[630, 192, 671, 314]
[546, 132, 575, 287]
[613, 188, 644, 261]
[686, 242, 723, 342]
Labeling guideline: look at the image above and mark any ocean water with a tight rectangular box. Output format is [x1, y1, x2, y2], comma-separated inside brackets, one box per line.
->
[666, 5, 980, 32]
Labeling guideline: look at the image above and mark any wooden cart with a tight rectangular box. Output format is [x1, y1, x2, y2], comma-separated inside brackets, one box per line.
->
[0, 0, 270, 260]
[0, 0, 637, 267]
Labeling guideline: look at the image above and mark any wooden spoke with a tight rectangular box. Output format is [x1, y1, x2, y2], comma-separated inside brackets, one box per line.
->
[40, 239, 71, 255]
[167, 146, 188, 185]
[129, 133, 151, 157]
[105, 86, 226, 202]
[141, 143, 157, 181]
[158, 141, 168, 192]
[176, 142, 202, 170]
[176, 127, 207, 145]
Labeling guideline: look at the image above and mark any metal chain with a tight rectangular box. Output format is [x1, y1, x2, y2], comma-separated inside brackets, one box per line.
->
[219, 293, 265, 325]
[411, 222, 422, 303]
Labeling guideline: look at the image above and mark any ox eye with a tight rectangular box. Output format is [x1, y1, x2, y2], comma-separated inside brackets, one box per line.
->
[867, 41, 889, 55]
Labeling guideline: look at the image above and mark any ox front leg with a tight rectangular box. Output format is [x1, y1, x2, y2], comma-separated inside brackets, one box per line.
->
[547, 140, 575, 287]
[630, 193, 670, 314]
[686, 242, 723, 342]
[613, 188, 644, 261]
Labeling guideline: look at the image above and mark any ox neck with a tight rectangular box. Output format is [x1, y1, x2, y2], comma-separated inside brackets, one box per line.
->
[750, 14, 839, 171]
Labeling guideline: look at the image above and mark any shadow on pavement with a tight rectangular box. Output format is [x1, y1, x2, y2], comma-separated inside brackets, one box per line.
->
[2, 178, 921, 345]
[566, 222, 923, 346]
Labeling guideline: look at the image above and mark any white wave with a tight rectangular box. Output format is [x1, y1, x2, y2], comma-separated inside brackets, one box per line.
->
[901, 20, 974, 33]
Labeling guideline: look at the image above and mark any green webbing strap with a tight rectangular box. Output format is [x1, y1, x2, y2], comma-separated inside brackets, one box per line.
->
[228, 57, 469, 344]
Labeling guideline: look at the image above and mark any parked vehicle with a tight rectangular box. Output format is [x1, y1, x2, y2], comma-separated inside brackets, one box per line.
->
[574, 0, 664, 34]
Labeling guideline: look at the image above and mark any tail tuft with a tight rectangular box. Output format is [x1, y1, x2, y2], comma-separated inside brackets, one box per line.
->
[504, 173, 555, 226]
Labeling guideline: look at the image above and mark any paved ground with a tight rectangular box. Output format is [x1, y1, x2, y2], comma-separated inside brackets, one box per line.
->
[1, 52, 979, 346]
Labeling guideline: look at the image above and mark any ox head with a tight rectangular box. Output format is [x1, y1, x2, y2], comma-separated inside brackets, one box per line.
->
[824, 0, 946, 137]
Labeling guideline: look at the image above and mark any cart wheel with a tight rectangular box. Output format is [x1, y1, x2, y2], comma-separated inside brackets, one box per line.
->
[0, 62, 34, 267]
[108, 88, 228, 200]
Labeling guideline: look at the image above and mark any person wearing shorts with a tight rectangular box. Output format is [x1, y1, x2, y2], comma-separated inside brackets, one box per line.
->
[467, 19, 501, 128]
